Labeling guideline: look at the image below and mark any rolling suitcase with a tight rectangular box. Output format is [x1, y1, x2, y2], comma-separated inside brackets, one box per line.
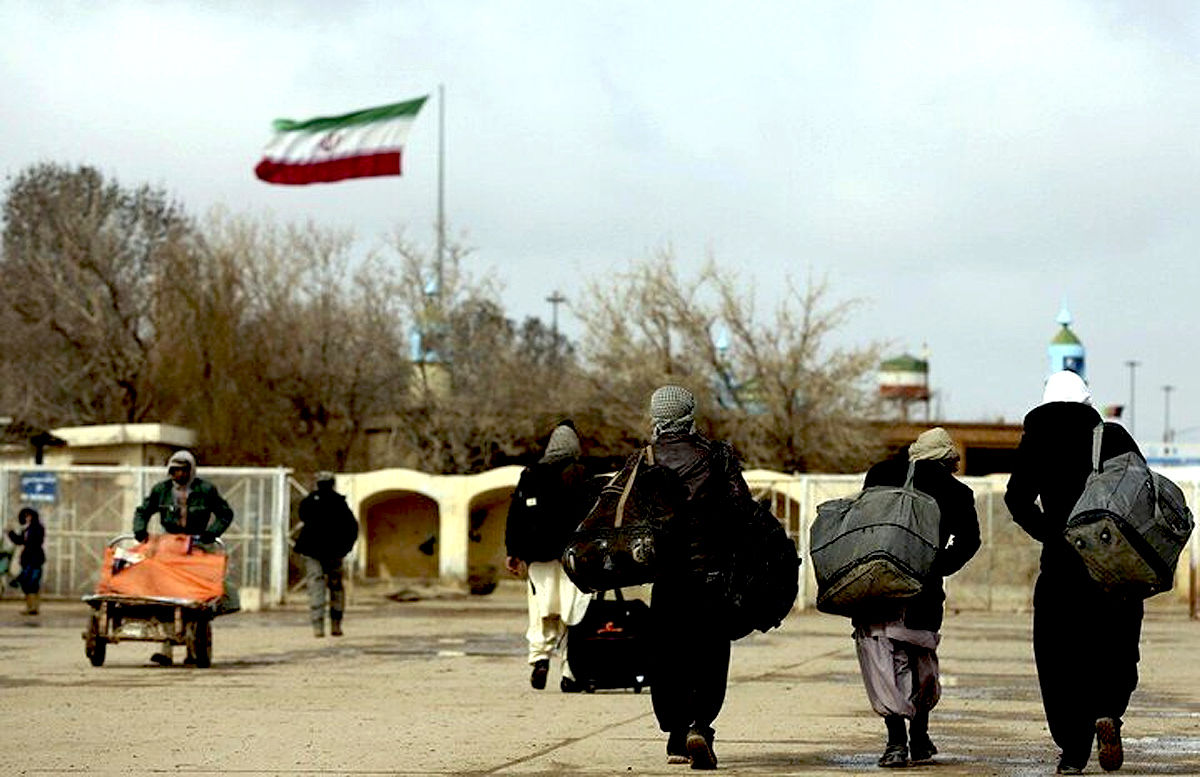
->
[566, 589, 651, 693]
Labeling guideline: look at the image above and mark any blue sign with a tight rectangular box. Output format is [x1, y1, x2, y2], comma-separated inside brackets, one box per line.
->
[20, 472, 57, 503]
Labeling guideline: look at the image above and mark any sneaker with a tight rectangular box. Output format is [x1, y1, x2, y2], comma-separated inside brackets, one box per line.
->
[878, 744, 908, 768]
[530, 659, 549, 690]
[667, 730, 690, 764]
[149, 652, 173, 667]
[1096, 717, 1123, 772]
[1056, 762, 1084, 775]
[909, 733, 937, 763]
[686, 727, 717, 770]
[560, 676, 583, 693]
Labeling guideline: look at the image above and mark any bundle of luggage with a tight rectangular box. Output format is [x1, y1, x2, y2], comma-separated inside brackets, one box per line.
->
[561, 443, 799, 640]
[96, 534, 227, 603]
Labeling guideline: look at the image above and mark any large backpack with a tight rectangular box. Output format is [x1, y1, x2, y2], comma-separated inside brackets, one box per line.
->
[810, 461, 942, 616]
[1064, 424, 1194, 598]
[721, 497, 800, 640]
[562, 446, 686, 593]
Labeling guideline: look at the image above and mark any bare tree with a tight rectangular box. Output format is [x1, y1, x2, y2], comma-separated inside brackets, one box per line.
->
[574, 250, 884, 472]
[0, 163, 193, 426]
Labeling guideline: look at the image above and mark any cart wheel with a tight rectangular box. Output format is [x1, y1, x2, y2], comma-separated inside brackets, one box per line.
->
[85, 614, 106, 667]
[186, 617, 213, 668]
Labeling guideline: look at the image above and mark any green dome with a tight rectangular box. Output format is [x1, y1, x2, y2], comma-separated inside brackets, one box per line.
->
[1051, 325, 1081, 346]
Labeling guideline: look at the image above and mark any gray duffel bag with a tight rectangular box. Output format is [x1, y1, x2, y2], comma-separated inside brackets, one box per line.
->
[1064, 423, 1194, 599]
[810, 461, 941, 616]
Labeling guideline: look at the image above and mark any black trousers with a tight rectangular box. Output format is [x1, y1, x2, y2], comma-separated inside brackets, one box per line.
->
[1032, 571, 1143, 764]
[650, 574, 732, 736]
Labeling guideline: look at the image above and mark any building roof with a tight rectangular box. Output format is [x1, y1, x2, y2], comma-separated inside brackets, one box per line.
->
[1051, 324, 1082, 346]
[879, 353, 928, 372]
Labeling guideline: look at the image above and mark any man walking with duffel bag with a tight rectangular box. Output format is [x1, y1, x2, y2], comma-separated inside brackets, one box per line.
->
[851, 427, 980, 768]
[1005, 370, 1143, 774]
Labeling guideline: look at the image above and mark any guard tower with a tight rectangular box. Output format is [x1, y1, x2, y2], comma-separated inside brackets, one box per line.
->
[878, 353, 931, 421]
[1048, 303, 1086, 378]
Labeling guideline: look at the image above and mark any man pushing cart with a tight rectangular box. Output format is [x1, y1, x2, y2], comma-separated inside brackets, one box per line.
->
[82, 450, 237, 667]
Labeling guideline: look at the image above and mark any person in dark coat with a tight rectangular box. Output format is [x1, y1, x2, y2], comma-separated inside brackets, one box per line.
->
[852, 427, 981, 768]
[1005, 370, 1143, 775]
[646, 385, 753, 770]
[294, 471, 359, 638]
[8, 507, 46, 616]
[505, 423, 594, 692]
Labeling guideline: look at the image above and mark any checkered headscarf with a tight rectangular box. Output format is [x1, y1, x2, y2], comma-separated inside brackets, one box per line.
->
[650, 385, 696, 440]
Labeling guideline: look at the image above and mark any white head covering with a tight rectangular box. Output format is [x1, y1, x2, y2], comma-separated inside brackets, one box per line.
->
[909, 427, 958, 462]
[1042, 370, 1092, 406]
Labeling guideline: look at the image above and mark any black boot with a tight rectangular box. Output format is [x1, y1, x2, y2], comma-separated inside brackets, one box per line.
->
[909, 710, 937, 763]
[530, 659, 549, 689]
[879, 715, 908, 768]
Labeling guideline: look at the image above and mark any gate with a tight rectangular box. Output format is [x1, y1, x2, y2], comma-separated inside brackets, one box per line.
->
[0, 466, 291, 605]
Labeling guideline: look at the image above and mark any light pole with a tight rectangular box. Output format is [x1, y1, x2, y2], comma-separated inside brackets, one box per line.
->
[546, 290, 566, 361]
[1162, 385, 1174, 445]
[1124, 360, 1140, 437]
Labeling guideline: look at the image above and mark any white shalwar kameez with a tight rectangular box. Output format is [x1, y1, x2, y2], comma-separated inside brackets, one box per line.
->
[525, 560, 591, 680]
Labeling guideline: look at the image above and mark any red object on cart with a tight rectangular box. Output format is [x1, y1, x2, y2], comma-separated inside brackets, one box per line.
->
[96, 534, 226, 602]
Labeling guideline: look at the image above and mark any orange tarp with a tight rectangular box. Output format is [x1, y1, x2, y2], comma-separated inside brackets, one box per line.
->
[96, 534, 226, 602]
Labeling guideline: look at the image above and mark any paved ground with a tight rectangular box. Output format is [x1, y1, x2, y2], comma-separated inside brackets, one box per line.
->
[3, 586, 1199, 776]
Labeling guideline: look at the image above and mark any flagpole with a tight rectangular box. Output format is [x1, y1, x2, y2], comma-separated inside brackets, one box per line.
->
[436, 83, 445, 305]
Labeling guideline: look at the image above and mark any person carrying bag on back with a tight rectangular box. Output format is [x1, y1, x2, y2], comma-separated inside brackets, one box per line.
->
[645, 385, 753, 770]
[505, 422, 594, 693]
[850, 428, 980, 768]
[1005, 371, 1143, 774]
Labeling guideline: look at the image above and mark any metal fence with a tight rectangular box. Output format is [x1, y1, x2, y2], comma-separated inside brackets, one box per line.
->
[0, 466, 291, 605]
[746, 472, 1200, 615]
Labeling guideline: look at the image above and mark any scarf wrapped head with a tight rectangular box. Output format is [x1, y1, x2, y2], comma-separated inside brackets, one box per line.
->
[540, 424, 581, 463]
[650, 385, 696, 439]
[908, 427, 958, 462]
[1042, 370, 1092, 406]
[167, 450, 196, 485]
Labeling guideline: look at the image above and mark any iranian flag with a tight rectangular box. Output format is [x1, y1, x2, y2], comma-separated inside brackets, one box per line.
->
[255, 96, 428, 185]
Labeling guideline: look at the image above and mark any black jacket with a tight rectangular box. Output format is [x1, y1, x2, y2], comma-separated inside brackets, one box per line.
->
[8, 516, 45, 568]
[505, 458, 593, 563]
[651, 431, 753, 579]
[294, 487, 359, 562]
[859, 456, 981, 631]
[1005, 401, 1141, 577]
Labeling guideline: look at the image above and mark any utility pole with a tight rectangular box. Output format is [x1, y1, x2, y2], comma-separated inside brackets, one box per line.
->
[1124, 360, 1140, 437]
[546, 290, 566, 361]
[1162, 384, 1174, 445]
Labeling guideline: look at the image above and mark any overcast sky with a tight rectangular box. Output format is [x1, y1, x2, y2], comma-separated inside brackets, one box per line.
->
[2, 1, 1198, 440]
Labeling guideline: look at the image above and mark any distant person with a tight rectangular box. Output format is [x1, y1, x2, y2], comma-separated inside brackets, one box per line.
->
[646, 385, 753, 769]
[8, 507, 46, 616]
[1005, 370, 1143, 774]
[132, 450, 235, 665]
[852, 428, 980, 768]
[505, 422, 593, 692]
[294, 471, 359, 637]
